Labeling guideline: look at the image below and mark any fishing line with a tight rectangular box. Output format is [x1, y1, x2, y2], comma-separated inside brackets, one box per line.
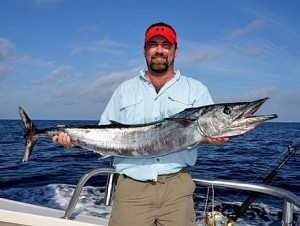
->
[244, 136, 300, 185]
[203, 186, 210, 219]
[203, 183, 230, 226]
[203, 184, 215, 215]
[249, 149, 287, 183]
[225, 136, 300, 224]
[212, 184, 215, 212]
[220, 136, 300, 214]
[201, 135, 300, 225]
[201, 143, 287, 218]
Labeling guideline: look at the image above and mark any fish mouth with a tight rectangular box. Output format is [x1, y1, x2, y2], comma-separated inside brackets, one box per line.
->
[232, 97, 277, 134]
[238, 97, 269, 119]
[237, 97, 277, 121]
[213, 97, 278, 138]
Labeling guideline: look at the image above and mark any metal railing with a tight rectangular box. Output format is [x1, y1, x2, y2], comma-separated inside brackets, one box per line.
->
[63, 168, 300, 225]
[193, 179, 300, 225]
[63, 168, 116, 219]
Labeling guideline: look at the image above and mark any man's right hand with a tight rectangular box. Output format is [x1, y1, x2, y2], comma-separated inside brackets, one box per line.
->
[52, 132, 75, 148]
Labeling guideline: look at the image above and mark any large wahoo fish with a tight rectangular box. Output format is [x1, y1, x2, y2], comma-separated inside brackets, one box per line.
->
[19, 98, 277, 161]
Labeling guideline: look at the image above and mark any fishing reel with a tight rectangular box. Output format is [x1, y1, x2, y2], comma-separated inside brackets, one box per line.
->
[203, 211, 236, 226]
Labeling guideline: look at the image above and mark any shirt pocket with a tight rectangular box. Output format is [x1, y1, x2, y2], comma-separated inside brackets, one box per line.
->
[119, 95, 144, 124]
[166, 95, 195, 116]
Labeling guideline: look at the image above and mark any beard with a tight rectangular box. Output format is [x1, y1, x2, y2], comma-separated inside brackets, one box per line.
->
[148, 53, 169, 73]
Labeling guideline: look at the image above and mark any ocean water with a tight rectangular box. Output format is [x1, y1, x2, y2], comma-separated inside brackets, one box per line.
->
[0, 119, 300, 225]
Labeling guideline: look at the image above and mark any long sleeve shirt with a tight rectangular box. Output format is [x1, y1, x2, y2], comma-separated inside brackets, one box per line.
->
[100, 70, 213, 181]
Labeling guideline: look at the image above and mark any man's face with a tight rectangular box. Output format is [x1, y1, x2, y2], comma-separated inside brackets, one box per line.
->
[144, 36, 178, 74]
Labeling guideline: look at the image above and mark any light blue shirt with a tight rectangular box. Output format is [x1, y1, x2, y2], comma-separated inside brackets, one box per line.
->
[100, 70, 213, 181]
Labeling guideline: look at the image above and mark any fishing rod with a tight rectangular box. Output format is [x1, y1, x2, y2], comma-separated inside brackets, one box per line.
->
[225, 138, 300, 226]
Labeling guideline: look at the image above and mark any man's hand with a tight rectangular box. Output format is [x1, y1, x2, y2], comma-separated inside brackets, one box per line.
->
[52, 132, 75, 148]
[205, 137, 229, 145]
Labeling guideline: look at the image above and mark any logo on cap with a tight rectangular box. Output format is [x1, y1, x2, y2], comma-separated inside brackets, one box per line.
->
[145, 26, 177, 44]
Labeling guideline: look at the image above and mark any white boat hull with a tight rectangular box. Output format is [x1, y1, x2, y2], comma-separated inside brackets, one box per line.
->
[0, 198, 108, 226]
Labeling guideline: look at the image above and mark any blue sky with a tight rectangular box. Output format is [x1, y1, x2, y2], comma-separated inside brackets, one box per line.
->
[0, 0, 299, 122]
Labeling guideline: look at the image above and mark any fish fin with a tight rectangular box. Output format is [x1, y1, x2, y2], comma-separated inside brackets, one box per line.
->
[18, 106, 39, 162]
[187, 142, 200, 149]
[100, 154, 111, 159]
[109, 120, 124, 125]
[187, 142, 201, 150]
[165, 118, 195, 127]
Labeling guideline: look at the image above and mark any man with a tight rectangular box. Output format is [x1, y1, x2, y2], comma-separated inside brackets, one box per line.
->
[53, 22, 228, 226]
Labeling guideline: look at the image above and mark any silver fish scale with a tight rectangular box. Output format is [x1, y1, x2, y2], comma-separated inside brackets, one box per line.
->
[64, 121, 203, 158]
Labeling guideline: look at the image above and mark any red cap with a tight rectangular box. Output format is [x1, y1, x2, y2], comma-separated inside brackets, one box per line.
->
[145, 25, 177, 44]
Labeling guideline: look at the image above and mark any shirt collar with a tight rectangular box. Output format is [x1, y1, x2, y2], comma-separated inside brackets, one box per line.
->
[139, 69, 181, 82]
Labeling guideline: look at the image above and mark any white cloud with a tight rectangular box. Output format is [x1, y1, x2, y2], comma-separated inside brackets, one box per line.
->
[31, 65, 73, 84]
[0, 64, 13, 77]
[235, 87, 280, 102]
[16, 54, 56, 67]
[229, 19, 266, 39]
[243, 45, 262, 56]
[44, 67, 142, 107]
[82, 67, 142, 102]
[70, 38, 125, 57]
[184, 48, 229, 64]
[234, 3, 300, 40]
[0, 37, 15, 61]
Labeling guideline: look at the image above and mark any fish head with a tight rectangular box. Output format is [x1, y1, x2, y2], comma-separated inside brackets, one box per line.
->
[196, 97, 278, 138]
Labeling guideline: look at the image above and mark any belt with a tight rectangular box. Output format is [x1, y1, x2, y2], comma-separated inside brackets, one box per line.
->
[123, 167, 189, 184]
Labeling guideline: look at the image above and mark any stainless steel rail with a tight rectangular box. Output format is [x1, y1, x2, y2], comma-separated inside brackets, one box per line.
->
[193, 179, 300, 207]
[62, 168, 116, 219]
[193, 179, 300, 225]
[63, 168, 300, 225]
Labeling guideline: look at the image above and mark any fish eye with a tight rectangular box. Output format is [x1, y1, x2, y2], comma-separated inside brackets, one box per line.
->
[223, 106, 231, 115]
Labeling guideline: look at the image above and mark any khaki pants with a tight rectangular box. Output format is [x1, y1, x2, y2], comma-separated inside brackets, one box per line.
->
[109, 168, 196, 226]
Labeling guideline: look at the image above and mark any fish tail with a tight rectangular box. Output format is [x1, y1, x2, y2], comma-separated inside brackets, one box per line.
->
[18, 106, 39, 162]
